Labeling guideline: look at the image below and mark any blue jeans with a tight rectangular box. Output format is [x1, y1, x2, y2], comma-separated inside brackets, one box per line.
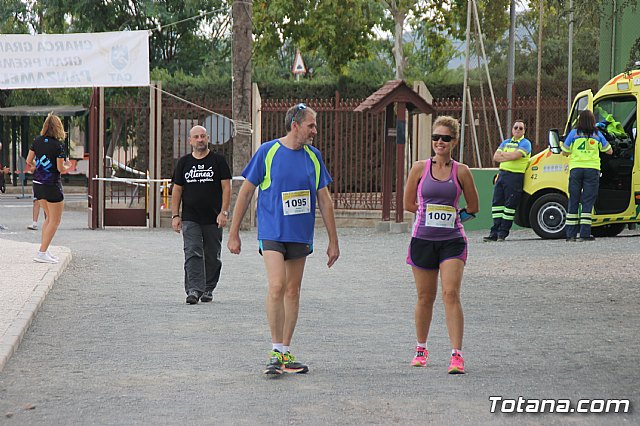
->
[566, 168, 600, 239]
[182, 221, 223, 294]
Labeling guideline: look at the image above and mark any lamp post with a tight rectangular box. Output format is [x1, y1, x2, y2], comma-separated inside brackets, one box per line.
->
[567, 0, 574, 114]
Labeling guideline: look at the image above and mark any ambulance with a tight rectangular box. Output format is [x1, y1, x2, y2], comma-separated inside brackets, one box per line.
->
[516, 70, 640, 239]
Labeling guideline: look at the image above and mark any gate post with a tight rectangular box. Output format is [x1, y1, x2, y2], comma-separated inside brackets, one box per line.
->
[250, 83, 261, 227]
[382, 105, 394, 222]
[395, 102, 406, 223]
[88, 87, 105, 229]
[333, 91, 341, 209]
[148, 81, 162, 228]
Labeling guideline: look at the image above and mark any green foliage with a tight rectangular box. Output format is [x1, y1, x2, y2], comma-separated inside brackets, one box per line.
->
[516, 0, 638, 81]
[253, 0, 381, 74]
[4, 88, 92, 108]
[342, 57, 395, 87]
[151, 68, 232, 100]
[404, 22, 455, 80]
[340, 39, 395, 84]
[626, 37, 640, 71]
[0, 0, 616, 109]
[375, 1, 510, 80]
[256, 77, 382, 100]
[8, 0, 232, 76]
[0, 0, 30, 33]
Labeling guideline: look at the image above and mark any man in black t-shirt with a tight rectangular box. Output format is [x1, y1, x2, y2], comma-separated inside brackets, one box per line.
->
[171, 125, 232, 304]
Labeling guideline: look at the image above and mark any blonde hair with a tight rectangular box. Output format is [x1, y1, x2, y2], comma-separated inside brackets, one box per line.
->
[432, 115, 460, 141]
[40, 113, 66, 141]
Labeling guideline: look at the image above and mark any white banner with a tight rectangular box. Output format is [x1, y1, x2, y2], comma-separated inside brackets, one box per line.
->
[0, 31, 150, 89]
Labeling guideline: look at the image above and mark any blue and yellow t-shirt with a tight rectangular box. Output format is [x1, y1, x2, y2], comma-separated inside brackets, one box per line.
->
[497, 136, 532, 173]
[561, 129, 610, 170]
[242, 139, 332, 244]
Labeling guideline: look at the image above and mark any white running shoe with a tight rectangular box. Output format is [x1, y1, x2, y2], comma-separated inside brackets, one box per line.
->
[34, 251, 59, 264]
[27, 224, 38, 230]
[46, 251, 59, 262]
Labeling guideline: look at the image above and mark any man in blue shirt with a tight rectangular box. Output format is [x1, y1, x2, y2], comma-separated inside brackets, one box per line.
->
[228, 103, 340, 375]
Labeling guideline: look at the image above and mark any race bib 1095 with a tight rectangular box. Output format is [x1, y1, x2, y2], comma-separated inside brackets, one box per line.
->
[282, 190, 311, 216]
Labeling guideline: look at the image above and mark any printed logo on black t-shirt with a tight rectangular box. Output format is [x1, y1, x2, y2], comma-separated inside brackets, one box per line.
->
[184, 164, 214, 183]
[37, 155, 55, 174]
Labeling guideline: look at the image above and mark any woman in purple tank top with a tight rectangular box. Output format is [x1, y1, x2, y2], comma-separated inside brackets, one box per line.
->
[403, 116, 479, 374]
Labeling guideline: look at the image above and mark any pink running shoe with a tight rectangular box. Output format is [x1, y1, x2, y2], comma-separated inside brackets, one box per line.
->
[411, 346, 429, 367]
[448, 352, 465, 374]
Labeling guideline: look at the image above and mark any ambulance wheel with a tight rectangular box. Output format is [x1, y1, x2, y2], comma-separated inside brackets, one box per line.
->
[591, 223, 625, 238]
[529, 193, 568, 239]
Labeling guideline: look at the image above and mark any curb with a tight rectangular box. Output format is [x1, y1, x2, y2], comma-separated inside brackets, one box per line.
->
[0, 247, 72, 372]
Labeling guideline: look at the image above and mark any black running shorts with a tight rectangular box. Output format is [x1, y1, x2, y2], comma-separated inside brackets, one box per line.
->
[407, 237, 467, 270]
[259, 240, 313, 260]
[32, 182, 64, 203]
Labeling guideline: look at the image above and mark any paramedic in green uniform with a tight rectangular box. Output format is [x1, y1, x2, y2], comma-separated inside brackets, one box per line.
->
[562, 109, 612, 241]
[484, 120, 532, 242]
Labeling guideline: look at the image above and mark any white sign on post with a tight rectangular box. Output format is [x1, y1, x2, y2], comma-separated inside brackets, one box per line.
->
[292, 49, 306, 75]
[0, 30, 150, 89]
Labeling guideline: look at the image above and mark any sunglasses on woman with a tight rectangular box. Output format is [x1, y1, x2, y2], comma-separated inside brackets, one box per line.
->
[431, 134, 454, 142]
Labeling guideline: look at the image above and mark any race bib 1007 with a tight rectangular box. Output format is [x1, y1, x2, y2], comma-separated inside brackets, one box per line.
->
[424, 204, 456, 228]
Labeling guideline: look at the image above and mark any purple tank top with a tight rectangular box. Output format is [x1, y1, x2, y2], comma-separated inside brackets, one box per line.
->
[411, 159, 465, 241]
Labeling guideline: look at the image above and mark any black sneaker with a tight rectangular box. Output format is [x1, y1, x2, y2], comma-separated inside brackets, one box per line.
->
[496, 237, 506, 242]
[482, 235, 497, 242]
[282, 351, 309, 374]
[264, 350, 284, 375]
[579, 236, 596, 242]
[200, 290, 214, 303]
[186, 291, 199, 304]
[566, 237, 577, 242]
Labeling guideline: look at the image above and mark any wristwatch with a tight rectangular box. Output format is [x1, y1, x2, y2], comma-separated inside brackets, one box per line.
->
[221, 211, 229, 217]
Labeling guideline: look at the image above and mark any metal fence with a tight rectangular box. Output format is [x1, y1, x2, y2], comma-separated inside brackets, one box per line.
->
[103, 93, 149, 209]
[435, 96, 568, 168]
[101, 90, 569, 212]
[261, 96, 387, 210]
[102, 90, 233, 210]
[159, 96, 232, 179]
[260, 95, 568, 210]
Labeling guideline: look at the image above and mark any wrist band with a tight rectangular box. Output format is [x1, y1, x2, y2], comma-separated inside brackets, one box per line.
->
[462, 209, 476, 218]
[172, 214, 180, 219]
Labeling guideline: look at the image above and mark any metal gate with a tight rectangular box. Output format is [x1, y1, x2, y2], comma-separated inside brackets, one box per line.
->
[88, 86, 233, 229]
[88, 86, 155, 227]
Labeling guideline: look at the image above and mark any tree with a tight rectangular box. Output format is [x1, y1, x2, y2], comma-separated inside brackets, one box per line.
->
[379, 0, 413, 79]
[517, 0, 637, 81]
[627, 37, 640, 70]
[0, 0, 30, 33]
[376, 1, 510, 80]
[17, 0, 232, 75]
[253, 0, 382, 75]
